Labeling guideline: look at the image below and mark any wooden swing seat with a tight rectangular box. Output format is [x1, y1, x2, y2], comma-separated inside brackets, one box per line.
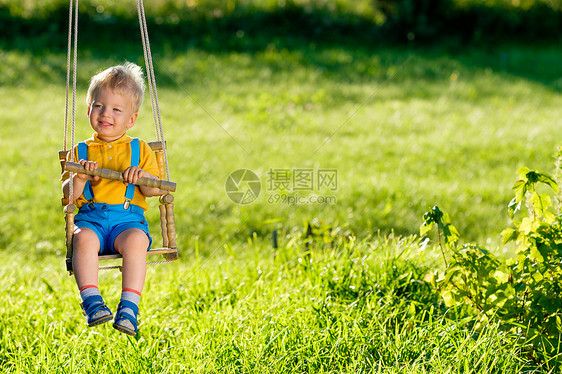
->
[60, 141, 178, 274]
[99, 248, 177, 261]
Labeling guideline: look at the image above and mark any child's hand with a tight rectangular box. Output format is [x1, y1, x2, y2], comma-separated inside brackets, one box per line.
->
[123, 166, 154, 186]
[123, 167, 162, 197]
[77, 159, 100, 182]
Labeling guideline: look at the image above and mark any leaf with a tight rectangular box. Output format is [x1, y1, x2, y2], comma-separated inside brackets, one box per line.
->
[516, 167, 531, 178]
[493, 270, 509, 283]
[532, 271, 544, 282]
[512, 180, 527, 203]
[432, 206, 444, 217]
[435, 211, 459, 244]
[443, 223, 460, 246]
[505, 258, 516, 267]
[501, 227, 517, 244]
[441, 290, 455, 307]
[424, 271, 436, 287]
[420, 221, 434, 237]
[544, 210, 556, 224]
[421, 206, 442, 235]
[529, 192, 552, 217]
[512, 180, 525, 190]
[520, 217, 539, 235]
[530, 246, 545, 262]
[538, 173, 559, 193]
[444, 268, 462, 284]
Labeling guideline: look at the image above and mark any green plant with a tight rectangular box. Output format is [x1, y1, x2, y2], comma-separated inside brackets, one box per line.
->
[421, 150, 562, 362]
[421, 206, 505, 318]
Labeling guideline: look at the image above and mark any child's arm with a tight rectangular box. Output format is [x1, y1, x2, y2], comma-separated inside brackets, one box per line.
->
[123, 166, 163, 197]
[62, 160, 100, 202]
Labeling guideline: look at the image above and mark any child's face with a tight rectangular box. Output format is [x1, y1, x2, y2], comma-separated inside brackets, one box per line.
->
[87, 87, 137, 142]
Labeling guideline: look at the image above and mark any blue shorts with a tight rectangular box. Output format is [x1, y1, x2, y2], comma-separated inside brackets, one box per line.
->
[75, 203, 152, 255]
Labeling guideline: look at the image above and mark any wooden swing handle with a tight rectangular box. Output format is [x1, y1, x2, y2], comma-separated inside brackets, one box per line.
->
[65, 162, 176, 192]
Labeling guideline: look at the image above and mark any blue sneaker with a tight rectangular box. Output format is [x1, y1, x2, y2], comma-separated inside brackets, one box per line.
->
[113, 300, 139, 336]
[80, 295, 113, 327]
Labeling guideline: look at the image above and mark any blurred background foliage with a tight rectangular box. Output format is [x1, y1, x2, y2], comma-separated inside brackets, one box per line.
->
[0, 0, 560, 52]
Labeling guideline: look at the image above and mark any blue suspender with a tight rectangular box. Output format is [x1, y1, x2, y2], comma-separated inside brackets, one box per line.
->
[77, 138, 140, 210]
[77, 142, 94, 202]
[123, 138, 140, 209]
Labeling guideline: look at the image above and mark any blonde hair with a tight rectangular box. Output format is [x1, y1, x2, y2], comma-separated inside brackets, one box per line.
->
[86, 62, 145, 112]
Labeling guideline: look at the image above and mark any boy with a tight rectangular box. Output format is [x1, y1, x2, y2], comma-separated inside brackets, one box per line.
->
[62, 62, 162, 336]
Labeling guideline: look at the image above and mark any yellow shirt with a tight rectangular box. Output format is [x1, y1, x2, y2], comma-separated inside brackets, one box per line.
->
[63, 133, 159, 210]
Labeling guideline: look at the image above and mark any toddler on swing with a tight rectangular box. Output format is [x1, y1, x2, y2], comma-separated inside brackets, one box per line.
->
[62, 62, 162, 335]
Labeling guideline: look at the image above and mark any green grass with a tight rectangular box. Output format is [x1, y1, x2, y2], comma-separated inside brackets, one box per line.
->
[0, 237, 539, 373]
[1, 38, 562, 371]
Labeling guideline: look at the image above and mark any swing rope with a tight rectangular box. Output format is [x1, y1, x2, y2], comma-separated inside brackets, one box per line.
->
[63, 0, 72, 152]
[64, 0, 79, 205]
[136, 0, 170, 182]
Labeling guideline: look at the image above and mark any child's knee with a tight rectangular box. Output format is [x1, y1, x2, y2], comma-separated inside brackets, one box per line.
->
[114, 228, 149, 252]
[73, 227, 100, 251]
